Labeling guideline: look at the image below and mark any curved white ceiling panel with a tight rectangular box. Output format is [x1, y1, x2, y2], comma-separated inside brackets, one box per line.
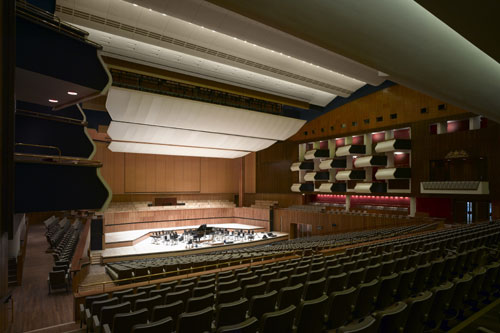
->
[78, 26, 336, 106]
[108, 141, 248, 158]
[120, 0, 383, 86]
[106, 86, 306, 141]
[55, 0, 368, 104]
[107, 121, 276, 151]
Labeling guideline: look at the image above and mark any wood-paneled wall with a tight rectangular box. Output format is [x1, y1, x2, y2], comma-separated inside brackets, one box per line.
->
[274, 209, 437, 236]
[290, 84, 470, 142]
[256, 141, 298, 193]
[244, 153, 256, 193]
[103, 207, 270, 233]
[244, 193, 303, 208]
[93, 142, 242, 196]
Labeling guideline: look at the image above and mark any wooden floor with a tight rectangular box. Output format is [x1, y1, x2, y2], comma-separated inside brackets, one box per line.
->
[9, 224, 75, 333]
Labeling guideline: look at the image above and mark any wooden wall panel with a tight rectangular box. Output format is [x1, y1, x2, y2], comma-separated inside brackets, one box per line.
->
[103, 207, 270, 233]
[291, 84, 471, 142]
[93, 143, 239, 196]
[244, 193, 303, 208]
[112, 193, 235, 202]
[256, 141, 298, 193]
[93, 142, 125, 194]
[244, 153, 256, 193]
[274, 209, 436, 235]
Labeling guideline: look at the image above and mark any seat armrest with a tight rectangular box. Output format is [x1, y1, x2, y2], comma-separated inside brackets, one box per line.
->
[103, 324, 111, 333]
[92, 315, 100, 333]
[85, 309, 93, 328]
[79, 304, 85, 322]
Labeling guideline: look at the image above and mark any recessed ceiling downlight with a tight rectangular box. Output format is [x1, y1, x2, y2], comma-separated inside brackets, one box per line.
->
[48, 99, 58, 103]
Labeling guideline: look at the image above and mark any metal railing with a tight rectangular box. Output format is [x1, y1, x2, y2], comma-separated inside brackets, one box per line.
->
[16, 109, 88, 126]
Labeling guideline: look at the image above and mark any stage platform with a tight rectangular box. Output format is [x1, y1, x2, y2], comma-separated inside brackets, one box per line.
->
[102, 223, 287, 262]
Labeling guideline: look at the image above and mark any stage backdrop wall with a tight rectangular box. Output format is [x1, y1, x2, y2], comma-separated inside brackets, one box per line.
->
[93, 142, 257, 196]
[103, 207, 270, 233]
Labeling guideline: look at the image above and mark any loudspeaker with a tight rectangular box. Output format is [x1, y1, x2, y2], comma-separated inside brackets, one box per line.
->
[90, 217, 103, 251]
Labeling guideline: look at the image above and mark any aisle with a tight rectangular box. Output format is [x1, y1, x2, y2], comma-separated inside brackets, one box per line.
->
[10, 224, 74, 332]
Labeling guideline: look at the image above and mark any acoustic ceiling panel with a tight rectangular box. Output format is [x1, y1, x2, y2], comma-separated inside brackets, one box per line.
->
[108, 141, 248, 158]
[107, 121, 275, 151]
[106, 86, 306, 141]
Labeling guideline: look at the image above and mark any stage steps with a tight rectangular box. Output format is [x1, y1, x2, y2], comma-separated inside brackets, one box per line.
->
[90, 251, 102, 265]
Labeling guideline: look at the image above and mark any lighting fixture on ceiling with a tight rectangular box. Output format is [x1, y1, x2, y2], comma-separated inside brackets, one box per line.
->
[48, 99, 58, 103]
[67, 91, 78, 96]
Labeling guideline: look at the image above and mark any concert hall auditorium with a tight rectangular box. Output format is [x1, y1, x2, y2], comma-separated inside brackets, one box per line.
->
[2, 0, 500, 332]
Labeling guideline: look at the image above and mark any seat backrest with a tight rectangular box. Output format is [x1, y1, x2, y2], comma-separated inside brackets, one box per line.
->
[99, 301, 131, 329]
[325, 286, 357, 329]
[375, 273, 400, 310]
[132, 316, 174, 333]
[277, 283, 303, 310]
[243, 281, 266, 300]
[85, 293, 108, 309]
[303, 277, 326, 301]
[259, 305, 296, 333]
[216, 317, 259, 333]
[193, 284, 215, 297]
[176, 307, 214, 333]
[150, 286, 171, 299]
[218, 279, 239, 291]
[427, 281, 455, 329]
[375, 301, 409, 332]
[136, 284, 156, 296]
[186, 293, 214, 312]
[240, 275, 259, 289]
[353, 279, 380, 319]
[325, 272, 348, 295]
[215, 297, 249, 328]
[112, 308, 149, 333]
[165, 289, 190, 305]
[112, 288, 134, 301]
[289, 272, 308, 286]
[346, 268, 366, 288]
[266, 276, 288, 293]
[395, 267, 416, 301]
[338, 314, 378, 333]
[294, 295, 328, 333]
[134, 294, 163, 316]
[259, 271, 277, 283]
[91, 297, 119, 317]
[151, 300, 184, 322]
[249, 290, 278, 319]
[217, 287, 243, 304]
[403, 290, 434, 333]
[123, 291, 146, 308]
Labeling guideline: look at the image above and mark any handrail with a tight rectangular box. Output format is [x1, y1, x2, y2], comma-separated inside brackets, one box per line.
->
[16, 0, 102, 49]
[78, 250, 298, 293]
[15, 143, 62, 158]
[14, 152, 103, 167]
[16, 109, 88, 126]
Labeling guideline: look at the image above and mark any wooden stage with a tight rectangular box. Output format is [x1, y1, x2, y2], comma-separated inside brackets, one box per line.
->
[102, 223, 287, 263]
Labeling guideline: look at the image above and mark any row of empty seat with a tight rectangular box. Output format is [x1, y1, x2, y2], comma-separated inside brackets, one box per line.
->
[81, 221, 500, 332]
[105, 224, 434, 284]
[44, 215, 83, 293]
